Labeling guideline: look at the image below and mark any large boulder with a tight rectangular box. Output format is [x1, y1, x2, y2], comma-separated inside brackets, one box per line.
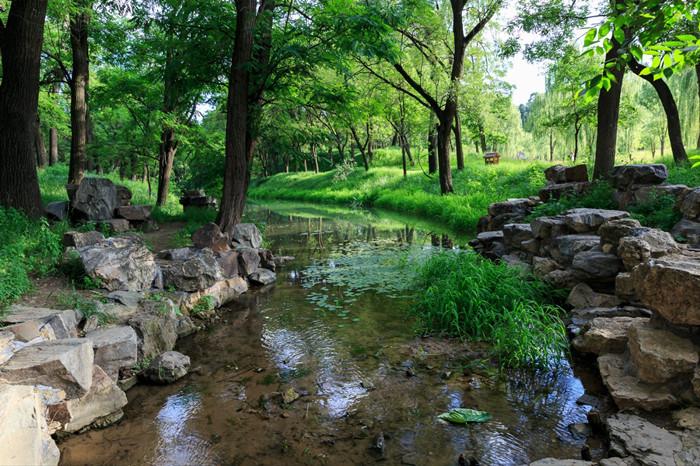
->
[680, 188, 700, 221]
[531, 216, 569, 241]
[628, 323, 699, 384]
[128, 309, 178, 360]
[79, 236, 157, 291]
[142, 351, 190, 384]
[1, 306, 82, 340]
[572, 249, 622, 279]
[0, 339, 94, 398]
[215, 250, 240, 278]
[249, 269, 277, 286]
[45, 201, 69, 221]
[607, 414, 682, 466]
[159, 248, 224, 292]
[610, 164, 668, 189]
[115, 205, 152, 222]
[85, 325, 138, 381]
[179, 277, 249, 313]
[238, 246, 261, 276]
[632, 254, 700, 325]
[502, 223, 533, 250]
[551, 234, 600, 265]
[48, 365, 127, 433]
[191, 222, 230, 252]
[539, 181, 590, 202]
[116, 185, 132, 206]
[544, 164, 588, 184]
[62, 230, 105, 248]
[562, 208, 629, 233]
[71, 177, 119, 220]
[619, 183, 691, 210]
[0, 385, 60, 466]
[598, 218, 642, 253]
[567, 283, 620, 309]
[231, 223, 262, 249]
[672, 219, 700, 246]
[572, 317, 649, 355]
[618, 229, 680, 271]
[598, 353, 678, 411]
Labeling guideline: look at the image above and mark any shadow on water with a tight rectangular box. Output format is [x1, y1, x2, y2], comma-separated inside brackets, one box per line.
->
[58, 200, 592, 466]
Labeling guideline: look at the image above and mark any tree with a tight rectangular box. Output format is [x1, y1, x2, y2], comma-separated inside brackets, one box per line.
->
[0, 0, 49, 217]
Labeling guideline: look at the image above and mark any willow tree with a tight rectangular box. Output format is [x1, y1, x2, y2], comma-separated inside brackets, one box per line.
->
[0, 0, 49, 217]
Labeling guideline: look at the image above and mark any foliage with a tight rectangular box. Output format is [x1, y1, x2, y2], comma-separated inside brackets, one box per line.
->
[628, 193, 683, 231]
[0, 209, 66, 309]
[528, 182, 617, 219]
[191, 295, 216, 315]
[437, 408, 491, 424]
[412, 252, 568, 368]
[56, 290, 114, 325]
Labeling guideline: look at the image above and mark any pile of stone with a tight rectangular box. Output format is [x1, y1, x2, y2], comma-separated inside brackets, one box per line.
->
[180, 189, 217, 211]
[539, 163, 590, 201]
[472, 163, 700, 465]
[45, 177, 154, 233]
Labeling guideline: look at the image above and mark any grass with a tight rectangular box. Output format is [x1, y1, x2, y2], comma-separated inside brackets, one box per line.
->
[411, 252, 568, 368]
[250, 156, 548, 233]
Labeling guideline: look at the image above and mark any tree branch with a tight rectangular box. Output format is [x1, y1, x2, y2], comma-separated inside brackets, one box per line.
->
[464, 1, 501, 47]
[356, 58, 432, 111]
[392, 62, 441, 114]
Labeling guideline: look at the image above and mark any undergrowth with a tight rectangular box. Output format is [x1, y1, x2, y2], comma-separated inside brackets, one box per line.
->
[412, 252, 568, 369]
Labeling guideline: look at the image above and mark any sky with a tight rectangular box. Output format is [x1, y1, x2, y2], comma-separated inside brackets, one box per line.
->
[506, 54, 546, 106]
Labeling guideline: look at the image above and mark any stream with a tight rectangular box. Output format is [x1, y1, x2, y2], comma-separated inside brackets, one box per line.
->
[58, 201, 595, 466]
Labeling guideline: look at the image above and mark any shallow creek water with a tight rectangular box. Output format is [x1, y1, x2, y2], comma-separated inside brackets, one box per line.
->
[59, 201, 595, 466]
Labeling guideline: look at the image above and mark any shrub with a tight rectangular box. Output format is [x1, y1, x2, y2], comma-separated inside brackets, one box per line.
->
[411, 252, 568, 368]
[627, 192, 682, 231]
[527, 181, 616, 219]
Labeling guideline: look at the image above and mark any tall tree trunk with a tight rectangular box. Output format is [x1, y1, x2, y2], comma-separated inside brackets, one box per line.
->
[436, 118, 454, 194]
[49, 127, 59, 165]
[35, 116, 48, 168]
[68, 3, 90, 185]
[478, 122, 487, 152]
[629, 59, 688, 165]
[157, 127, 177, 206]
[573, 118, 581, 163]
[549, 131, 554, 161]
[695, 63, 700, 150]
[312, 143, 319, 173]
[427, 123, 438, 174]
[453, 111, 464, 170]
[593, 46, 625, 179]
[0, 0, 47, 217]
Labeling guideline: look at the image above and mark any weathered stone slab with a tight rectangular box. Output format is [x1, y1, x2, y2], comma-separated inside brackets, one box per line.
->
[231, 223, 262, 249]
[598, 218, 642, 253]
[2, 306, 82, 340]
[160, 247, 225, 292]
[191, 222, 230, 252]
[628, 323, 699, 384]
[563, 208, 629, 233]
[607, 413, 681, 466]
[529, 460, 591, 466]
[572, 250, 622, 279]
[86, 325, 138, 381]
[237, 246, 261, 276]
[45, 201, 69, 221]
[681, 188, 700, 220]
[0, 385, 60, 466]
[610, 164, 668, 189]
[97, 218, 131, 233]
[551, 234, 600, 265]
[673, 218, 700, 246]
[0, 330, 15, 364]
[531, 216, 568, 240]
[249, 269, 277, 286]
[71, 177, 118, 220]
[573, 317, 649, 355]
[62, 230, 105, 248]
[0, 339, 94, 397]
[128, 310, 178, 361]
[143, 351, 190, 384]
[115, 204, 152, 222]
[503, 223, 533, 250]
[79, 236, 157, 291]
[539, 182, 590, 202]
[567, 283, 620, 309]
[179, 277, 249, 313]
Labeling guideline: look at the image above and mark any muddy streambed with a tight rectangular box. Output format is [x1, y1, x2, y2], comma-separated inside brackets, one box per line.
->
[58, 201, 596, 466]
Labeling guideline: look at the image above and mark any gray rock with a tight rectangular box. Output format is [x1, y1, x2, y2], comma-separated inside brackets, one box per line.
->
[71, 177, 119, 220]
[47, 365, 127, 433]
[160, 248, 225, 292]
[544, 164, 588, 184]
[0, 331, 15, 364]
[45, 200, 69, 221]
[97, 218, 131, 233]
[249, 269, 277, 286]
[231, 223, 262, 249]
[106, 290, 144, 308]
[572, 317, 649, 355]
[672, 218, 700, 246]
[143, 351, 190, 384]
[552, 234, 601, 265]
[0, 385, 60, 466]
[191, 222, 230, 252]
[628, 323, 699, 384]
[176, 315, 197, 337]
[115, 204, 152, 222]
[215, 250, 240, 278]
[598, 218, 643, 252]
[531, 216, 569, 240]
[610, 163, 668, 189]
[539, 181, 590, 202]
[259, 249, 276, 271]
[615, 272, 637, 302]
[607, 413, 681, 466]
[179, 277, 249, 313]
[529, 459, 591, 466]
[572, 250, 621, 279]
[86, 325, 138, 381]
[567, 283, 621, 309]
[79, 236, 157, 291]
[0, 338, 94, 398]
[487, 198, 534, 217]
[503, 223, 533, 250]
[116, 185, 132, 206]
[62, 230, 105, 248]
[680, 188, 700, 220]
[238, 246, 261, 276]
[1, 306, 82, 340]
[563, 208, 629, 233]
[128, 309, 178, 360]
[542, 268, 587, 288]
[618, 229, 679, 271]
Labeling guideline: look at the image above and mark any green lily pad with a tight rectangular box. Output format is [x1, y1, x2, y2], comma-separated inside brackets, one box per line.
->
[437, 408, 491, 424]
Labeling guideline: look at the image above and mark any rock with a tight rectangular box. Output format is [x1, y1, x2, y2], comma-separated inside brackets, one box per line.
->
[0, 330, 15, 364]
[215, 250, 240, 278]
[71, 177, 119, 220]
[231, 223, 263, 249]
[503, 223, 533, 250]
[529, 460, 591, 466]
[160, 248, 224, 292]
[572, 250, 621, 279]
[610, 164, 668, 189]
[672, 218, 700, 246]
[623, 183, 691, 209]
[598, 353, 677, 411]
[628, 323, 699, 384]
[128, 309, 178, 360]
[563, 208, 629, 233]
[48, 365, 127, 433]
[259, 249, 276, 271]
[572, 317, 649, 355]
[618, 229, 680, 271]
[543, 268, 587, 288]
[607, 413, 681, 466]
[62, 230, 105, 248]
[632, 254, 700, 325]
[191, 222, 230, 252]
[598, 218, 643, 252]
[571, 306, 652, 321]
[107, 290, 144, 309]
[0, 338, 94, 398]
[179, 190, 217, 210]
[520, 238, 540, 254]
[531, 216, 569, 240]
[116, 185, 132, 206]
[143, 351, 190, 384]
[85, 326, 138, 381]
[615, 273, 637, 302]
[115, 205, 152, 222]
[673, 407, 700, 430]
[249, 269, 277, 286]
[567, 283, 621, 309]
[694, 368, 700, 399]
[282, 387, 300, 404]
[680, 188, 700, 220]
[532, 256, 560, 278]
[551, 235, 601, 265]
[488, 198, 534, 217]
[79, 236, 157, 291]
[97, 218, 131, 233]
[539, 182, 590, 202]
[237, 246, 261, 276]
[599, 458, 635, 466]
[45, 200, 69, 221]
[179, 277, 249, 313]
[176, 315, 197, 337]
[0, 385, 60, 466]
[1, 306, 82, 340]
[549, 164, 589, 183]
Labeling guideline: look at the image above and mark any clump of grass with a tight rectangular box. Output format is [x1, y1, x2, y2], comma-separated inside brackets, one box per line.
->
[191, 295, 216, 315]
[527, 181, 617, 219]
[412, 252, 568, 368]
[56, 290, 114, 324]
[627, 192, 682, 231]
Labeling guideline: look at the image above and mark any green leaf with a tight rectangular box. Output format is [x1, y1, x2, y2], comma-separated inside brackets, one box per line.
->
[677, 34, 697, 42]
[692, 161, 700, 170]
[437, 408, 491, 425]
[613, 27, 625, 45]
[583, 28, 597, 47]
[599, 22, 611, 38]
